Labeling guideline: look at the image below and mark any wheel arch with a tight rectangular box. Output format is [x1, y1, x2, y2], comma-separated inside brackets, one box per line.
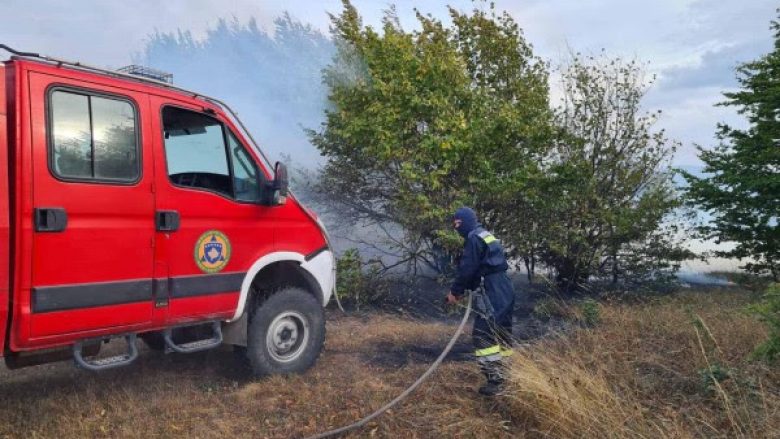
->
[230, 251, 330, 322]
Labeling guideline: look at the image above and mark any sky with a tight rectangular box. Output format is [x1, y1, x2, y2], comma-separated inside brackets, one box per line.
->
[1, 0, 776, 168]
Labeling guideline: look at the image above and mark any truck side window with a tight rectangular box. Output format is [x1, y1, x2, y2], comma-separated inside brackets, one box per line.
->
[162, 106, 232, 197]
[49, 90, 139, 182]
[227, 131, 261, 203]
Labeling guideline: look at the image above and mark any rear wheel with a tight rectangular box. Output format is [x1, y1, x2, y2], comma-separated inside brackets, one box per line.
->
[245, 287, 325, 376]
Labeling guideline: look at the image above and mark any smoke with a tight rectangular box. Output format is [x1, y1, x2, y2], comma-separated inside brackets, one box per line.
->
[135, 10, 746, 281]
[677, 271, 735, 286]
[137, 14, 398, 260]
[136, 13, 334, 169]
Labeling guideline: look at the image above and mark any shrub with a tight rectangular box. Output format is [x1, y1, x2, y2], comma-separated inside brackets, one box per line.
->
[747, 283, 780, 362]
[579, 299, 601, 326]
[533, 296, 601, 327]
[533, 297, 573, 321]
[336, 248, 389, 309]
[697, 363, 731, 392]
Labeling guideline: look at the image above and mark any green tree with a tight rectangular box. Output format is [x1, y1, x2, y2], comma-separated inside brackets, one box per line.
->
[748, 283, 780, 362]
[683, 16, 780, 281]
[541, 54, 684, 292]
[309, 1, 551, 272]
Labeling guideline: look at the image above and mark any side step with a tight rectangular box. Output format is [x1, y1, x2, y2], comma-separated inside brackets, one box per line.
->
[73, 334, 138, 371]
[163, 321, 223, 354]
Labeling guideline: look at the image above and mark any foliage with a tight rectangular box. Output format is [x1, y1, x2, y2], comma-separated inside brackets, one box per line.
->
[747, 283, 780, 362]
[579, 299, 601, 326]
[310, 0, 551, 272]
[335, 248, 389, 309]
[697, 363, 731, 392]
[533, 296, 574, 321]
[682, 15, 780, 281]
[534, 297, 600, 326]
[312, 2, 686, 293]
[540, 54, 684, 292]
[603, 223, 696, 292]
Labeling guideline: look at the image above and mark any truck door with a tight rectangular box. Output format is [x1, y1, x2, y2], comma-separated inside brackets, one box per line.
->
[149, 97, 275, 323]
[26, 72, 155, 339]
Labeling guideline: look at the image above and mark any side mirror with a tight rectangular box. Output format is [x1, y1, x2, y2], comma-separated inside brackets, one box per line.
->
[266, 162, 289, 206]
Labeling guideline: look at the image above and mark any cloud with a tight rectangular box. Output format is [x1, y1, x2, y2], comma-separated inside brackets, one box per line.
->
[659, 43, 759, 91]
[496, 0, 774, 168]
[1, 0, 776, 170]
[658, 32, 772, 98]
[649, 86, 745, 166]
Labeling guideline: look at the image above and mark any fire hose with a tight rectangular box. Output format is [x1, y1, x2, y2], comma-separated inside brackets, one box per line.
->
[305, 292, 473, 439]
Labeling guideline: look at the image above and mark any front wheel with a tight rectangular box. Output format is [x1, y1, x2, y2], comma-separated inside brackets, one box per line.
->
[245, 287, 325, 376]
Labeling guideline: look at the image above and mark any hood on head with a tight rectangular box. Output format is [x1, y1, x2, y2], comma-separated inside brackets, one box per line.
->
[453, 206, 479, 238]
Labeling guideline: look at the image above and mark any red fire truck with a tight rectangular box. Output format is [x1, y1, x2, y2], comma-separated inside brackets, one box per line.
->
[0, 46, 334, 376]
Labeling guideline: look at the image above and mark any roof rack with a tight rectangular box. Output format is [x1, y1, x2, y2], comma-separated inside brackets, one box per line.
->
[0, 44, 272, 169]
[117, 64, 173, 84]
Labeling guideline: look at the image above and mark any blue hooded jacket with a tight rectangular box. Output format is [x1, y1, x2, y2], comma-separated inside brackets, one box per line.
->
[450, 207, 510, 297]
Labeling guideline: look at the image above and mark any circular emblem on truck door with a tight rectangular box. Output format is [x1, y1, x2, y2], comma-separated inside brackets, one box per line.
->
[194, 230, 231, 273]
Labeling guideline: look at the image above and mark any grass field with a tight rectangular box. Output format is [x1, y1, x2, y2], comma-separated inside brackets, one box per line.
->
[0, 288, 776, 438]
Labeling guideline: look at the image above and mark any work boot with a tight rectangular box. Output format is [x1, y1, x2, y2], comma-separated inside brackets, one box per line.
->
[478, 379, 504, 396]
[478, 361, 505, 397]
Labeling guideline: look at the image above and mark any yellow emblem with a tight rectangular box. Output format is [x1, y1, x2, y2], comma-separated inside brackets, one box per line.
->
[194, 230, 231, 273]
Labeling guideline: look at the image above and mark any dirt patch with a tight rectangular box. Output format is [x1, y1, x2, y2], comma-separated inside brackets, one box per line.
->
[361, 340, 473, 368]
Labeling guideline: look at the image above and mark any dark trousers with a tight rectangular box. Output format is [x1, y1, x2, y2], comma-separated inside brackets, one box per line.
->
[472, 272, 515, 381]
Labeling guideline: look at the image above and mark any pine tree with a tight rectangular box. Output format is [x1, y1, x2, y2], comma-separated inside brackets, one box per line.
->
[684, 15, 780, 281]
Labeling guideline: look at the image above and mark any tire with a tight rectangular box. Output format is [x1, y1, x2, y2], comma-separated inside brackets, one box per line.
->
[246, 287, 325, 376]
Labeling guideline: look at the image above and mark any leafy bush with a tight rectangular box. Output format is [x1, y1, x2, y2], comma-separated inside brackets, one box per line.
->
[579, 299, 601, 326]
[336, 248, 389, 309]
[698, 363, 731, 392]
[534, 296, 601, 327]
[533, 297, 574, 321]
[747, 283, 780, 362]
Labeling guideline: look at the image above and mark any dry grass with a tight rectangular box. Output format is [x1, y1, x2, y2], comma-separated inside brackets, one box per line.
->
[505, 290, 780, 438]
[0, 289, 777, 438]
[0, 314, 509, 438]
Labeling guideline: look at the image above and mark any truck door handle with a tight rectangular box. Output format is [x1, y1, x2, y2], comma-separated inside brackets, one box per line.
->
[156, 210, 180, 232]
[34, 207, 67, 232]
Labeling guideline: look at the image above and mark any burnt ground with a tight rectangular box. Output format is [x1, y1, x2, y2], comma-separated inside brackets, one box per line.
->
[346, 272, 572, 347]
[321, 271, 588, 370]
[373, 272, 536, 319]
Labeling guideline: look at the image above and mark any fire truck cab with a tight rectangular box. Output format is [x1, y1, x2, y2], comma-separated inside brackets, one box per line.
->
[0, 48, 334, 376]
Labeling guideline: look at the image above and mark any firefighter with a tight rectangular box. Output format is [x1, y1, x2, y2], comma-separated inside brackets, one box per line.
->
[446, 207, 515, 396]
